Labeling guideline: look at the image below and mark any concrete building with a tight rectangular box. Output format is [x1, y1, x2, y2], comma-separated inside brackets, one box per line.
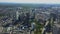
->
[16, 11, 19, 20]
[53, 24, 60, 34]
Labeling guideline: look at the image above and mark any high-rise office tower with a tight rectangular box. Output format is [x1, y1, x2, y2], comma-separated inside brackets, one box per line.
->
[16, 11, 19, 20]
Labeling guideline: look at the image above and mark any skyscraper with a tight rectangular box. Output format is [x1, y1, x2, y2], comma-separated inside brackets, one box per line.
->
[16, 11, 19, 20]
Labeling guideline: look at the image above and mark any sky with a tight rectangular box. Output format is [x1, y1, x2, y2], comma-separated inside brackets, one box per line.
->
[0, 0, 60, 4]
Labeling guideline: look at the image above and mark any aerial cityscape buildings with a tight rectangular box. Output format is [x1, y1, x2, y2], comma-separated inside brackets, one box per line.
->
[0, 4, 60, 34]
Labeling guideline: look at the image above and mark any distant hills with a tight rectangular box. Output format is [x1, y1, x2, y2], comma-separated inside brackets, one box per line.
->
[0, 3, 60, 8]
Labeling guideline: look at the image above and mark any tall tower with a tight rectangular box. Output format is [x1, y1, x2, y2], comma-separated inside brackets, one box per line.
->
[16, 11, 19, 20]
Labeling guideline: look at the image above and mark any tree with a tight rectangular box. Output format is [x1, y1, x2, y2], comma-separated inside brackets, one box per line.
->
[34, 19, 43, 34]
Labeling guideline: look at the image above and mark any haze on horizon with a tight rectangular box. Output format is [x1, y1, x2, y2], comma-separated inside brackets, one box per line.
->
[0, 0, 60, 4]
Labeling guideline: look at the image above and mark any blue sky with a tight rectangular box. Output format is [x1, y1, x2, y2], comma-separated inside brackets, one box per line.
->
[0, 0, 60, 4]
